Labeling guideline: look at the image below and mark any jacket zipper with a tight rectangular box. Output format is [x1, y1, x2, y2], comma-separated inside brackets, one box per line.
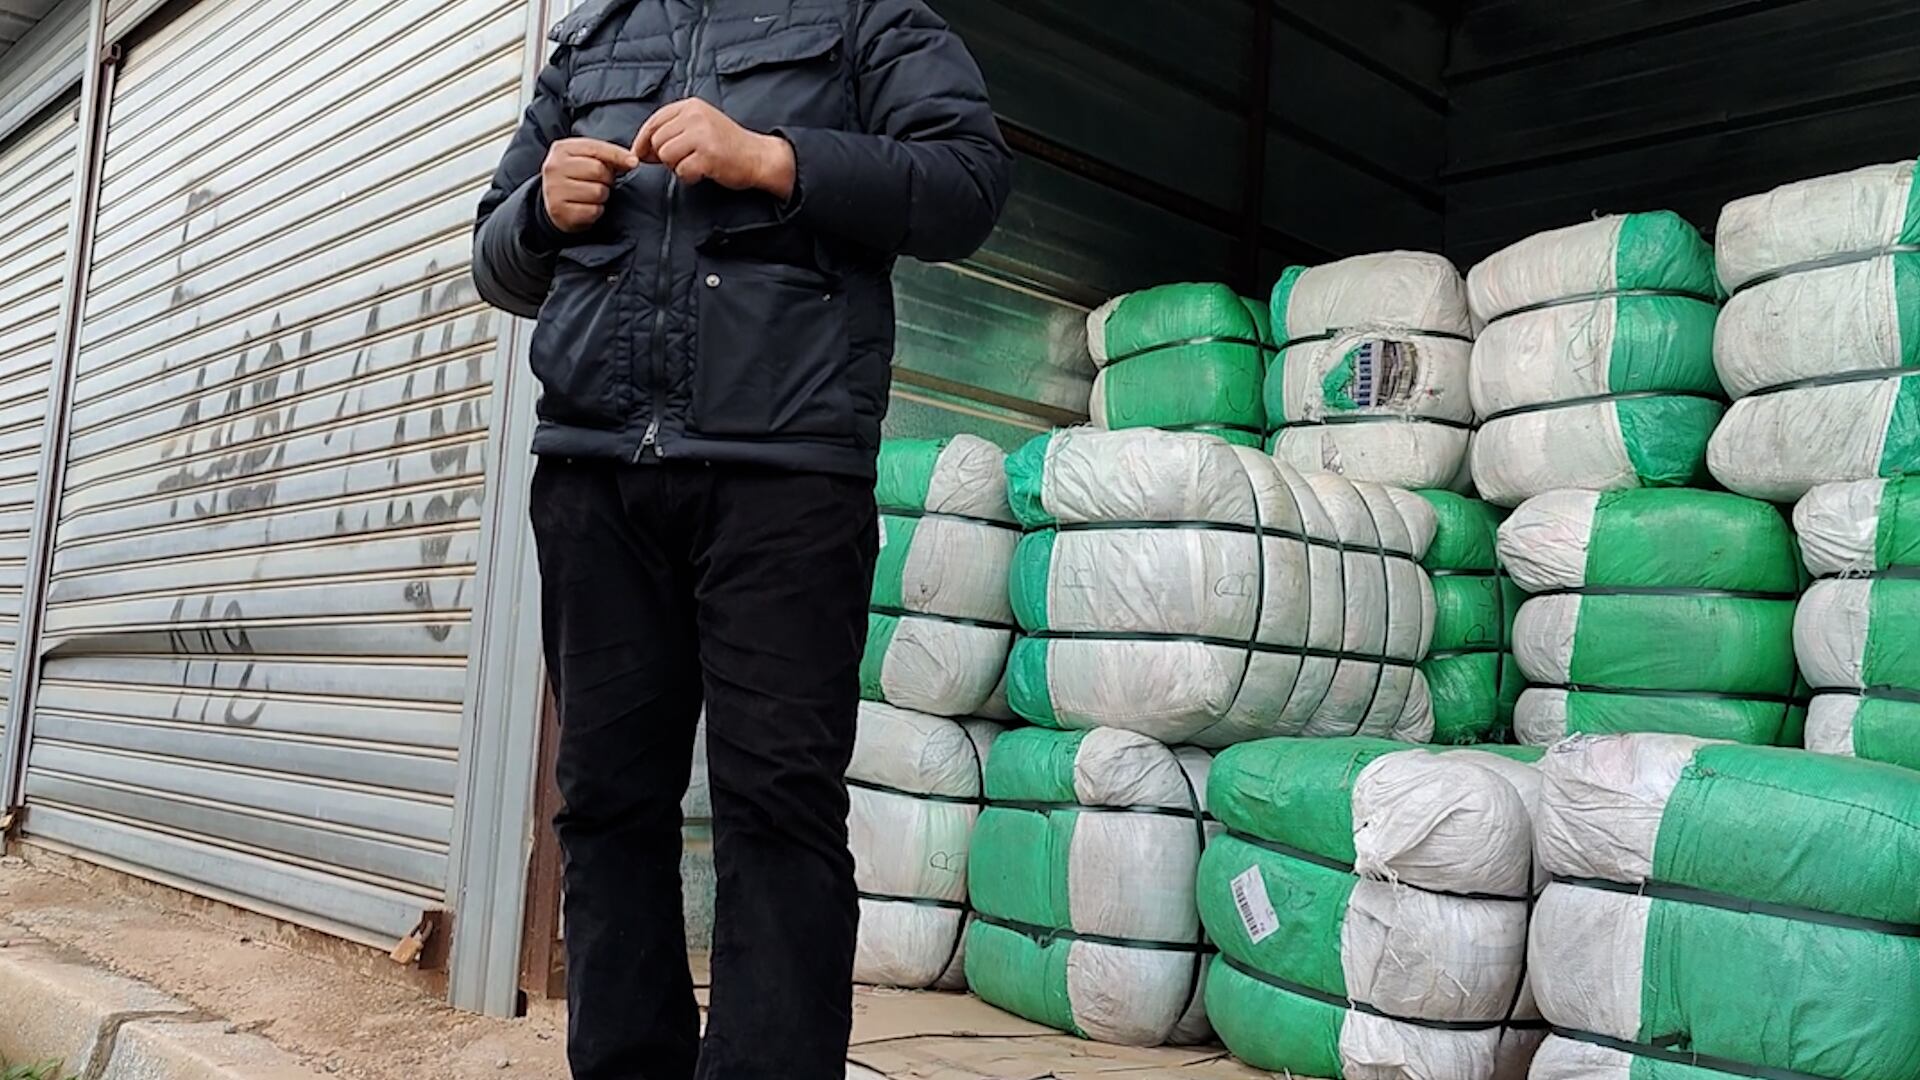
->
[635, 0, 712, 463]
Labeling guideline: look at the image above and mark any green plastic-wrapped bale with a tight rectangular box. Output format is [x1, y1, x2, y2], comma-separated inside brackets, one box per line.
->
[1416, 491, 1523, 743]
[964, 726, 1212, 1047]
[862, 435, 1018, 717]
[1087, 284, 1270, 446]
[1499, 488, 1802, 746]
[1532, 734, 1920, 1080]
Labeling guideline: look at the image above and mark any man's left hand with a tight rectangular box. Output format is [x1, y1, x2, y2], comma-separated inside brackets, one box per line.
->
[633, 99, 796, 200]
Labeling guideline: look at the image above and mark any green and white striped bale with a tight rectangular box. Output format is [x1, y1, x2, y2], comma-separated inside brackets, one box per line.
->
[1199, 738, 1533, 1080]
[1793, 477, 1920, 771]
[1499, 489, 1801, 747]
[1088, 284, 1271, 447]
[848, 703, 1002, 990]
[1004, 427, 1436, 747]
[1417, 491, 1523, 744]
[1267, 252, 1476, 490]
[864, 435, 1018, 717]
[1711, 160, 1920, 502]
[1531, 734, 1920, 1080]
[965, 726, 1213, 1047]
[1468, 212, 1724, 507]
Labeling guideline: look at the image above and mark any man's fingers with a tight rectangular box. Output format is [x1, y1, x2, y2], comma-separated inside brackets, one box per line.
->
[673, 153, 708, 184]
[653, 129, 700, 168]
[552, 155, 617, 185]
[633, 101, 690, 161]
[548, 177, 612, 205]
[557, 137, 639, 172]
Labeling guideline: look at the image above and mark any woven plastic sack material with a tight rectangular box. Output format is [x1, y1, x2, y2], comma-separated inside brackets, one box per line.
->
[1530, 733, 1920, 1080]
[1466, 213, 1724, 507]
[964, 726, 1212, 1047]
[1708, 161, 1920, 502]
[1199, 738, 1532, 1080]
[863, 435, 1019, 717]
[1088, 283, 1272, 448]
[1793, 477, 1920, 771]
[1498, 489, 1801, 747]
[1416, 491, 1522, 744]
[1528, 1034, 1752, 1080]
[1004, 427, 1435, 748]
[1266, 252, 1475, 490]
[848, 703, 1001, 990]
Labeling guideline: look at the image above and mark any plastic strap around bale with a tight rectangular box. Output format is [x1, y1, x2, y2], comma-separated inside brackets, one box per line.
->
[881, 506, 1023, 532]
[1159, 421, 1268, 438]
[1104, 334, 1276, 368]
[1481, 287, 1719, 328]
[1272, 413, 1475, 432]
[868, 604, 1018, 633]
[1276, 325, 1474, 351]
[859, 890, 968, 912]
[973, 911, 1214, 955]
[847, 776, 980, 805]
[1551, 1027, 1845, 1080]
[1740, 364, 1920, 400]
[1225, 829, 1528, 903]
[1816, 565, 1920, 581]
[1728, 242, 1920, 297]
[1480, 388, 1724, 425]
[1532, 585, 1800, 602]
[1028, 629, 1418, 670]
[1811, 684, 1920, 705]
[1052, 517, 1416, 562]
[1554, 875, 1920, 937]
[1218, 954, 1508, 1034]
[1543, 683, 1802, 706]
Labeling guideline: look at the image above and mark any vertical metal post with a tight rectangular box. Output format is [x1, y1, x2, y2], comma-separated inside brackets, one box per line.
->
[0, 0, 115, 821]
[1236, 0, 1275, 294]
[444, 0, 561, 1018]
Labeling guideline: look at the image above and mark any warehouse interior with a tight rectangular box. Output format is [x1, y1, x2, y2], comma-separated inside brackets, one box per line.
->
[0, 0, 1914, 1022]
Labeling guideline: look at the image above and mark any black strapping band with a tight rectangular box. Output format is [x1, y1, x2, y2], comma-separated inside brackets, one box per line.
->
[989, 797, 1212, 823]
[1812, 684, 1920, 705]
[1105, 335, 1276, 367]
[1555, 875, 1920, 937]
[1742, 364, 1920, 400]
[1218, 954, 1507, 1033]
[1542, 683, 1801, 706]
[1227, 829, 1527, 902]
[974, 911, 1213, 954]
[1277, 326, 1474, 351]
[1159, 421, 1267, 437]
[858, 890, 968, 912]
[1274, 413, 1475, 431]
[1031, 628, 1419, 670]
[1551, 1026, 1844, 1080]
[869, 604, 1017, 632]
[1483, 287, 1718, 327]
[1816, 565, 1920, 581]
[1535, 585, 1798, 602]
[1051, 518, 1417, 562]
[1729, 243, 1920, 297]
[1481, 389, 1723, 424]
[847, 776, 980, 806]
[882, 506, 1022, 532]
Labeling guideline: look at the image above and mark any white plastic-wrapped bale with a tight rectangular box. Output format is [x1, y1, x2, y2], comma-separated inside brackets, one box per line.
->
[1529, 734, 1920, 1080]
[1416, 491, 1523, 744]
[1468, 212, 1725, 507]
[964, 726, 1213, 1047]
[863, 435, 1018, 717]
[1004, 427, 1436, 747]
[1087, 283, 1272, 447]
[848, 703, 1002, 990]
[1499, 488, 1801, 748]
[1793, 477, 1920, 772]
[1266, 252, 1476, 490]
[1710, 160, 1920, 502]
[1199, 738, 1536, 1080]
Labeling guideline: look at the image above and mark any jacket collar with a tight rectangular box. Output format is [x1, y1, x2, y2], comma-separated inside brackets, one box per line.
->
[549, 0, 637, 46]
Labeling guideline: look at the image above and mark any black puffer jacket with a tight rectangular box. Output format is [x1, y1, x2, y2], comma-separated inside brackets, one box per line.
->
[473, 0, 1012, 477]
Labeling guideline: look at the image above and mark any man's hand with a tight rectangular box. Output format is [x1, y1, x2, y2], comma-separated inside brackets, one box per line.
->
[541, 138, 641, 232]
[633, 99, 796, 200]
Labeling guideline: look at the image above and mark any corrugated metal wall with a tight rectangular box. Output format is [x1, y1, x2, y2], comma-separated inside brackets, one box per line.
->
[0, 102, 78, 755]
[1445, 0, 1920, 263]
[17, 0, 528, 950]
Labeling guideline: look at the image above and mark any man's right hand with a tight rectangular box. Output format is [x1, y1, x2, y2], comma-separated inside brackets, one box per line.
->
[541, 139, 641, 232]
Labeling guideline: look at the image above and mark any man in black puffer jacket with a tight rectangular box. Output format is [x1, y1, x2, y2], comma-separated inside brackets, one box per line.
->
[472, 1, 1009, 1076]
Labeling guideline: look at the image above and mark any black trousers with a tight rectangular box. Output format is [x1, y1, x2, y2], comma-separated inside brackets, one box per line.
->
[530, 458, 878, 1080]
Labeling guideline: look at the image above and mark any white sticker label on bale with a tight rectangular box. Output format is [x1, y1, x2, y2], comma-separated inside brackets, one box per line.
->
[1230, 866, 1280, 943]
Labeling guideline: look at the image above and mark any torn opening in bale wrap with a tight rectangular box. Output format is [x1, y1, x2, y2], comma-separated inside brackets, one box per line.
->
[1416, 491, 1523, 744]
[1710, 160, 1920, 502]
[1002, 427, 1436, 747]
[863, 435, 1018, 717]
[1265, 252, 1476, 490]
[963, 726, 1215, 1047]
[1498, 489, 1802, 747]
[849, 703, 1003, 990]
[1198, 738, 1535, 1080]
[1467, 212, 1725, 508]
[1793, 476, 1920, 771]
[1087, 284, 1273, 447]
[1530, 733, 1920, 1080]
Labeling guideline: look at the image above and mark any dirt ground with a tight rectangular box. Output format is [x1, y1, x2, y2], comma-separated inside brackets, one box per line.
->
[0, 854, 572, 1079]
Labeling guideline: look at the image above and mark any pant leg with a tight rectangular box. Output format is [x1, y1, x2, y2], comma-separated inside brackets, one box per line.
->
[689, 468, 878, 1080]
[531, 458, 704, 1080]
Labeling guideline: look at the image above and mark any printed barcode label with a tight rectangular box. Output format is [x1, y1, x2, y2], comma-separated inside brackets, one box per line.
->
[877, 516, 890, 549]
[1229, 866, 1280, 944]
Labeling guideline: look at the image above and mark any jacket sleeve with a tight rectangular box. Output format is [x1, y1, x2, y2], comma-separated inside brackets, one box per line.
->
[473, 54, 574, 319]
[774, 0, 1012, 263]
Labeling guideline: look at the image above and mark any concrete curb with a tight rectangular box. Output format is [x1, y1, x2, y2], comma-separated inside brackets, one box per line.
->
[0, 933, 319, 1079]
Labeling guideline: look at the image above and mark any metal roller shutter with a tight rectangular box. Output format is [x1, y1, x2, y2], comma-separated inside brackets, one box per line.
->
[0, 103, 79, 751]
[19, 0, 529, 950]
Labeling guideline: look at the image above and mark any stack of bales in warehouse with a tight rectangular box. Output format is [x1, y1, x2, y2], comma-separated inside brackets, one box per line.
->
[1086, 283, 1273, 446]
[1529, 733, 1920, 1080]
[1265, 252, 1476, 491]
[1416, 491, 1522, 743]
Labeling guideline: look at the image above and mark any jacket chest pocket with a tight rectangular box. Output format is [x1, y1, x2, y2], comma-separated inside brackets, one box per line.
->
[567, 62, 672, 147]
[690, 257, 853, 439]
[712, 24, 846, 132]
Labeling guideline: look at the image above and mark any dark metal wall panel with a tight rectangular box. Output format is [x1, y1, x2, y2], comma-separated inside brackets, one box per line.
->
[1445, 0, 1920, 264]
